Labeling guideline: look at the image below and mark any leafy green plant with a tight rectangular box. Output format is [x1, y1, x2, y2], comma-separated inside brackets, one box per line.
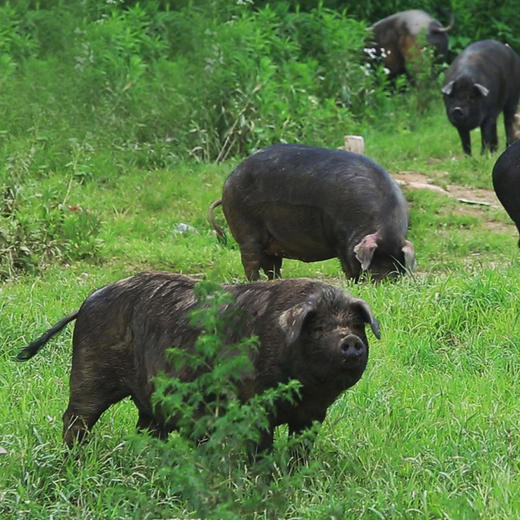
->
[404, 31, 447, 115]
[136, 280, 305, 519]
[0, 3, 37, 60]
[0, 183, 103, 279]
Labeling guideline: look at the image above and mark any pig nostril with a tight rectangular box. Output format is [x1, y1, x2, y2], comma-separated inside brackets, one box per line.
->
[452, 107, 463, 117]
[340, 336, 364, 357]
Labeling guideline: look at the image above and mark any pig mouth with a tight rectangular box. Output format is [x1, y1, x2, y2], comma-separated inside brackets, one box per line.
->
[448, 108, 481, 130]
[342, 357, 367, 371]
[339, 353, 368, 375]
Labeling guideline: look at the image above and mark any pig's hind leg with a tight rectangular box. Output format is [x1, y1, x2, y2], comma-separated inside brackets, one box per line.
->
[62, 364, 130, 447]
[504, 98, 519, 146]
[261, 254, 282, 279]
[481, 117, 498, 153]
[135, 409, 169, 440]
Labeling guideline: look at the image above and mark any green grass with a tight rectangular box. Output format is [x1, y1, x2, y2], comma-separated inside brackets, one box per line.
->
[3, 68, 520, 520]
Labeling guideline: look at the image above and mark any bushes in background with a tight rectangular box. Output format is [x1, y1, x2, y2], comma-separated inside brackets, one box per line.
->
[0, 0, 392, 166]
[1, 0, 516, 276]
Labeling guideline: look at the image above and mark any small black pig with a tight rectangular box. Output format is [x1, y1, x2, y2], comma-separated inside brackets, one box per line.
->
[17, 272, 380, 453]
[208, 144, 415, 282]
[442, 40, 520, 155]
[492, 140, 520, 246]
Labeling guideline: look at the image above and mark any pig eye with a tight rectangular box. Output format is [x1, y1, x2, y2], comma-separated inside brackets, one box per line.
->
[304, 314, 327, 337]
[312, 324, 326, 335]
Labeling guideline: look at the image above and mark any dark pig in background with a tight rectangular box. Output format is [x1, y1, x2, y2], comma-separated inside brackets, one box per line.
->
[492, 140, 520, 245]
[17, 272, 380, 454]
[208, 144, 415, 282]
[442, 40, 520, 155]
[368, 9, 453, 77]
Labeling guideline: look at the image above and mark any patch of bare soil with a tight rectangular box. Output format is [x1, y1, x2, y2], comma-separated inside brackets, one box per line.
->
[394, 171, 514, 233]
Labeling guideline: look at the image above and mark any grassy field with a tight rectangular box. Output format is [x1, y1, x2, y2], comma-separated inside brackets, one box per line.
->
[2, 99, 520, 519]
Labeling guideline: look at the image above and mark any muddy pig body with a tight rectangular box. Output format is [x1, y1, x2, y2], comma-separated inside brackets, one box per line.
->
[17, 272, 380, 453]
[369, 9, 453, 77]
[209, 144, 415, 281]
[442, 40, 520, 155]
[492, 140, 520, 246]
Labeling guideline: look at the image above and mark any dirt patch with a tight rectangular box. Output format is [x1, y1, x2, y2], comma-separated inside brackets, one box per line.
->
[394, 170, 515, 233]
[394, 171, 500, 207]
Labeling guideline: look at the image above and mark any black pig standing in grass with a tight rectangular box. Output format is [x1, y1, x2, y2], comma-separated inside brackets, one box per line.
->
[442, 40, 520, 155]
[208, 144, 416, 281]
[17, 272, 380, 455]
[492, 140, 520, 246]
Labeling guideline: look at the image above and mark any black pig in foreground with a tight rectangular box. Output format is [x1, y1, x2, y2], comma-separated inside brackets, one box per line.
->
[209, 144, 416, 281]
[492, 140, 520, 246]
[369, 9, 453, 77]
[442, 40, 520, 155]
[17, 272, 380, 453]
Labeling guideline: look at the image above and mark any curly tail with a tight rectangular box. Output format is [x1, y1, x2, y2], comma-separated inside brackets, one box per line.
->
[208, 199, 227, 244]
[16, 311, 79, 361]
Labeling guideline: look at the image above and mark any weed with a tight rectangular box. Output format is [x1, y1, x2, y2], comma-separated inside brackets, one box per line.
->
[135, 281, 305, 519]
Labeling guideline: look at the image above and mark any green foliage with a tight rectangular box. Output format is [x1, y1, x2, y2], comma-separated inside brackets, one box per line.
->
[0, 2, 36, 60]
[10, 0, 515, 168]
[142, 280, 303, 519]
[0, 180, 103, 279]
[0, 0, 395, 164]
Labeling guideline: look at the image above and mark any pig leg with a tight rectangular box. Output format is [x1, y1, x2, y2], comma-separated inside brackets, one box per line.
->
[481, 118, 498, 153]
[136, 410, 169, 439]
[62, 368, 130, 446]
[240, 247, 262, 281]
[339, 257, 359, 281]
[288, 414, 324, 465]
[247, 428, 274, 464]
[503, 101, 519, 146]
[457, 127, 471, 155]
[261, 255, 282, 279]
[238, 234, 270, 281]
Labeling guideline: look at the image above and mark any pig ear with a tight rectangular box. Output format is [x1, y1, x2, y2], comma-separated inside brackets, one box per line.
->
[351, 298, 381, 339]
[402, 240, 416, 272]
[278, 297, 317, 345]
[441, 80, 454, 96]
[473, 83, 489, 97]
[354, 233, 379, 271]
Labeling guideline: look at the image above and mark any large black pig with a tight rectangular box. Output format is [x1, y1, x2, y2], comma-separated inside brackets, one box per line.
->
[208, 144, 416, 281]
[17, 272, 380, 453]
[368, 9, 453, 77]
[442, 40, 520, 155]
[492, 140, 520, 245]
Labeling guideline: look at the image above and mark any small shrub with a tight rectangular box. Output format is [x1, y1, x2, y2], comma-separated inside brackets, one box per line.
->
[0, 184, 103, 279]
[136, 281, 307, 519]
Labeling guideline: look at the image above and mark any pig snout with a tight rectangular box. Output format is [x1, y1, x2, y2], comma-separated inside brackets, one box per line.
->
[339, 334, 366, 363]
[450, 106, 465, 121]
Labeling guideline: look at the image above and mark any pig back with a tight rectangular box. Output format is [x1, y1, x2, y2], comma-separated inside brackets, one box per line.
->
[71, 273, 202, 408]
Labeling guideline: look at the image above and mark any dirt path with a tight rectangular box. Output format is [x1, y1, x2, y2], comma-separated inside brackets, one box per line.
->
[394, 171, 500, 206]
[393, 171, 514, 233]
